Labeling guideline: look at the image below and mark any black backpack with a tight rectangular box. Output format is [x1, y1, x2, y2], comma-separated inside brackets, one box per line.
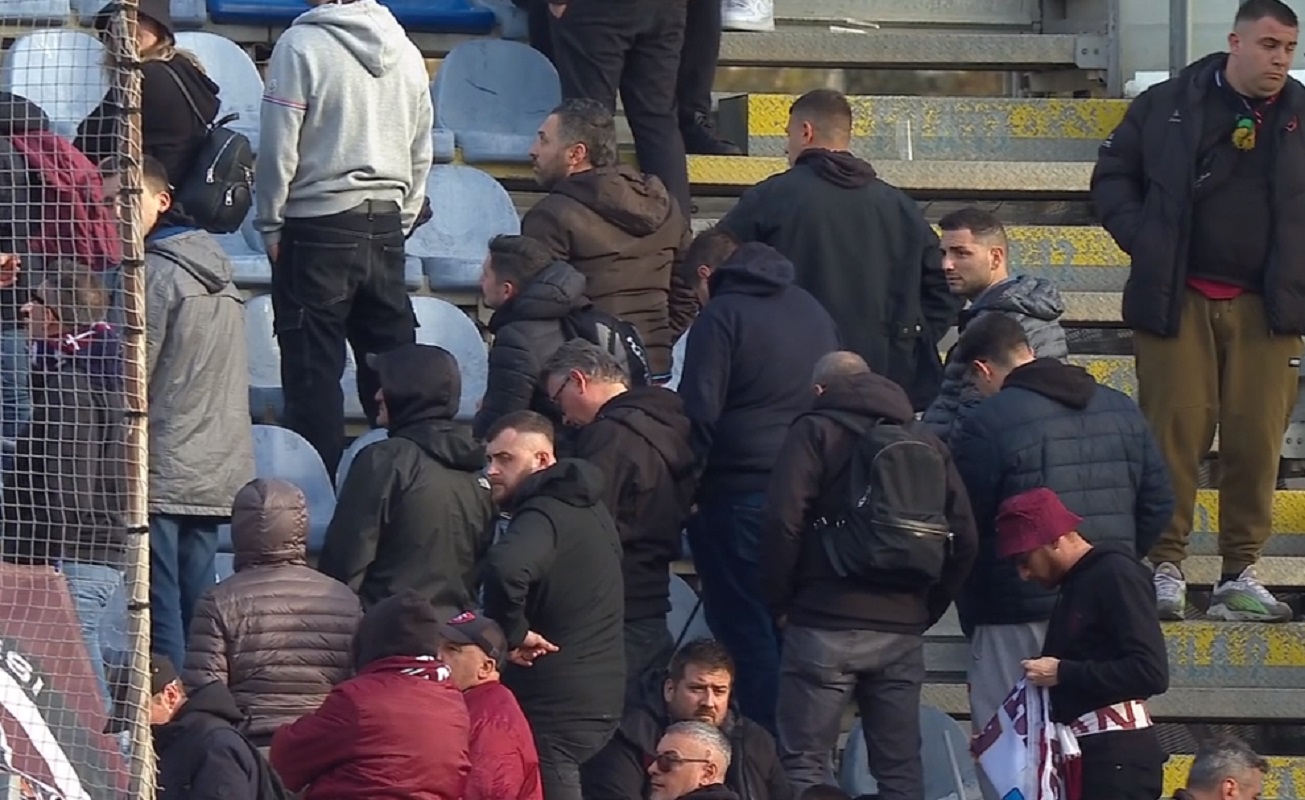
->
[560, 307, 651, 387]
[163, 64, 254, 235]
[813, 410, 954, 589]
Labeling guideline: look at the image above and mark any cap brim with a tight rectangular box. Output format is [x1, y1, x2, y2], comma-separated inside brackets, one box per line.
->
[437, 623, 477, 646]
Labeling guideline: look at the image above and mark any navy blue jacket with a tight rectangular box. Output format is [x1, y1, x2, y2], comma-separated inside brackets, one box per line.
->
[679, 243, 840, 497]
[950, 358, 1174, 633]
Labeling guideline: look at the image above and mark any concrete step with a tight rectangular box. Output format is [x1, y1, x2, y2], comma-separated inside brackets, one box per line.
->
[770, 0, 1040, 28]
[717, 28, 1089, 70]
[718, 94, 1127, 162]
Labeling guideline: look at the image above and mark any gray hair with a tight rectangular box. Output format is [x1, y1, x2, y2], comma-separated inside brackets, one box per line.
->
[1187, 736, 1269, 791]
[542, 339, 629, 387]
[813, 350, 870, 386]
[664, 720, 732, 773]
[551, 98, 619, 169]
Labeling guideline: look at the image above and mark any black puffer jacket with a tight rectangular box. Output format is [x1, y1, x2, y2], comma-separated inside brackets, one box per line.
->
[154, 681, 262, 800]
[474, 260, 588, 439]
[1091, 52, 1305, 336]
[321, 344, 496, 616]
[581, 671, 791, 800]
[950, 358, 1175, 633]
[184, 479, 362, 740]
[574, 387, 697, 621]
[484, 459, 626, 726]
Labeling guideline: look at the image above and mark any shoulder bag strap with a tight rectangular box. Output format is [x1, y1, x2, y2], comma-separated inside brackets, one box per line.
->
[160, 62, 208, 128]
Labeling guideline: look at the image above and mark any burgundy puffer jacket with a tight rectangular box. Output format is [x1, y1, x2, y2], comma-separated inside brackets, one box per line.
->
[183, 478, 362, 739]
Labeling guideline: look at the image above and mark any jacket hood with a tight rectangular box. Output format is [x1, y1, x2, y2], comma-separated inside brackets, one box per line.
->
[553, 166, 677, 236]
[1003, 357, 1097, 410]
[815, 370, 915, 424]
[393, 421, 487, 473]
[147, 229, 235, 293]
[682, 786, 742, 800]
[597, 387, 696, 478]
[372, 343, 461, 427]
[230, 478, 307, 570]
[292, 0, 407, 77]
[708, 242, 795, 297]
[795, 147, 878, 189]
[353, 590, 444, 668]
[157, 681, 244, 744]
[0, 92, 49, 135]
[490, 261, 589, 329]
[508, 458, 605, 512]
[971, 275, 1066, 322]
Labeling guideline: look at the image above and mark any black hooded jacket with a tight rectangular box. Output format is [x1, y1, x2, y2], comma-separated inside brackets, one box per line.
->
[484, 459, 626, 726]
[474, 260, 589, 440]
[581, 670, 791, 800]
[0, 93, 46, 327]
[320, 344, 496, 617]
[680, 243, 841, 497]
[720, 149, 962, 410]
[574, 387, 697, 621]
[154, 681, 262, 800]
[950, 359, 1175, 634]
[759, 371, 978, 633]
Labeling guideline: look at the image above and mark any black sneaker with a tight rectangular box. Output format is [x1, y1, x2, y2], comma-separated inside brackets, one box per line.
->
[681, 113, 743, 156]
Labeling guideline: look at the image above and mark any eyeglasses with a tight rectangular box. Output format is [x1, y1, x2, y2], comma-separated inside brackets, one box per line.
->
[645, 753, 712, 773]
[549, 374, 573, 406]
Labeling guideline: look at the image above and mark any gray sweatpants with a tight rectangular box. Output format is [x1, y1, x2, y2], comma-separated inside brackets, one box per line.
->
[968, 621, 1048, 800]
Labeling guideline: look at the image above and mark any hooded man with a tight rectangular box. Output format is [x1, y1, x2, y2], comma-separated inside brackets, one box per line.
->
[255, 0, 434, 476]
[320, 343, 495, 617]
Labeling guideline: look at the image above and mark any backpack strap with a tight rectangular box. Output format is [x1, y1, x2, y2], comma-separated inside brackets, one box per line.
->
[160, 62, 210, 128]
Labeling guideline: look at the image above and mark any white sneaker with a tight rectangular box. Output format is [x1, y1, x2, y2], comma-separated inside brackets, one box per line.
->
[1207, 566, 1294, 622]
[722, 0, 774, 32]
[1153, 562, 1187, 621]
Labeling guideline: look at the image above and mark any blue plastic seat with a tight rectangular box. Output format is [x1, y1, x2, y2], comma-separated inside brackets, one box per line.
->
[218, 425, 336, 554]
[667, 574, 713, 649]
[432, 39, 560, 163]
[207, 0, 496, 33]
[668, 328, 690, 392]
[0, 1, 72, 22]
[406, 165, 519, 291]
[411, 296, 487, 421]
[174, 31, 263, 154]
[75, 0, 206, 26]
[0, 29, 108, 141]
[840, 707, 980, 800]
[336, 427, 390, 495]
[215, 552, 236, 582]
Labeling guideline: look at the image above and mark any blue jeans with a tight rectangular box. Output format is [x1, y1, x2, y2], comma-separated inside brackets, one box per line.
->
[150, 515, 220, 669]
[686, 491, 780, 734]
[59, 562, 125, 712]
[0, 327, 29, 445]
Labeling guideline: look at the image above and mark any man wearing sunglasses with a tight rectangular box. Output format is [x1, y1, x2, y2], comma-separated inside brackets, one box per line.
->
[647, 721, 739, 800]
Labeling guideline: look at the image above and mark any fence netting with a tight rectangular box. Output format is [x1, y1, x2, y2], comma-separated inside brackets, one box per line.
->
[0, 3, 151, 799]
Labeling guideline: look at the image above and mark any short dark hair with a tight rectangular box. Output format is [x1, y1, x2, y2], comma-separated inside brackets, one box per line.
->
[938, 206, 1008, 249]
[551, 98, 619, 169]
[140, 154, 170, 194]
[799, 788, 854, 800]
[678, 226, 740, 283]
[1188, 735, 1271, 791]
[487, 234, 554, 287]
[790, 89, 853, 141]
[668, 639, 736, 682]
[38, 260, 108, 330]
[484, 409, 556, 446]
[1236, 0, 1298, 28]
[950, 312, 1031, 369]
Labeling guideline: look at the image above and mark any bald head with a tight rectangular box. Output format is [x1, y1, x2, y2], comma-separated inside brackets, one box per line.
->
[813, 351, 870, 387]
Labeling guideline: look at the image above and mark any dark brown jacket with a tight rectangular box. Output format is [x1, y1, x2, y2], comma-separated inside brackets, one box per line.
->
[184, 478, 363, 740]
[521, 165, 695, 379]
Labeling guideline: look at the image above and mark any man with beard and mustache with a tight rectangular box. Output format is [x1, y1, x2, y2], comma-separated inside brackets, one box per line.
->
[481, 410, 626, 800]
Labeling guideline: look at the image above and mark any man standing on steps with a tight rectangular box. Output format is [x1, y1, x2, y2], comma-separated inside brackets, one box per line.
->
[719, 89, 961, 411]
[256, 0, 433, 477]
[921, 207, 1068, 445]
[1092, 0, 1305, 623]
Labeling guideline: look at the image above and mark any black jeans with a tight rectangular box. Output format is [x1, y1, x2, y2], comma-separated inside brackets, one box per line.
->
[271, 200, 416, 476]
[1078, 728, 1166, 800]
[624, 615, 675, 700]
[550, 0, 692, 217]
[677, 0, 722, 126]
[534, 720, 618, 800]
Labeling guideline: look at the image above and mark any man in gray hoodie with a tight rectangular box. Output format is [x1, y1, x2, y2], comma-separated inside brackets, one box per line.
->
[921, 207, 1069, 445]
[255, 0, 434, 476]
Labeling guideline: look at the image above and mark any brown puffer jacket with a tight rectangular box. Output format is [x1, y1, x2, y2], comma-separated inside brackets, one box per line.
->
[520, 165, 696, 380]
[183, 478, 362, 740]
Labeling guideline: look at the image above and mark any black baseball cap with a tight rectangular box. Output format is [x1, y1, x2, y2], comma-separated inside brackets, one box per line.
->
[150, 653, 180, 695]
[440, 611, 508, 666]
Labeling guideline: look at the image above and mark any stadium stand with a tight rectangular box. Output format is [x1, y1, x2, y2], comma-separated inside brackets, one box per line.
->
[406, 164, 521, 291]
[206, 0, 497, 33]
[0, 28, 105, 139]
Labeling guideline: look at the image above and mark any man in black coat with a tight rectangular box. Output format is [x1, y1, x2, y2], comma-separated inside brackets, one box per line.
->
[475, 233, 591, 439]
[1091, 0, 1305, 624]
[319, 343, 495, 617]
[992, 488, 1168, 800]
[151, 654, 275, 800]
[759, 351, 977, 800]
[719, 89, 961, 410]
[676, 229, 840, 735]
[543, 338, 697, 694]
[947, 314, 1173, 799]
[481, 410, 626, 800]
[582, 638, 791, 800]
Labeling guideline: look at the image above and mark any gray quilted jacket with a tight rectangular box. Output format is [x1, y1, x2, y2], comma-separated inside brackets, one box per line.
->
[921, 275, 1068, 444]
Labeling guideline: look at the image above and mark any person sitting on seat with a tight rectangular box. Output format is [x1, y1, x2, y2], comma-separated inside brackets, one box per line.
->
[647, 721, 739, 800]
